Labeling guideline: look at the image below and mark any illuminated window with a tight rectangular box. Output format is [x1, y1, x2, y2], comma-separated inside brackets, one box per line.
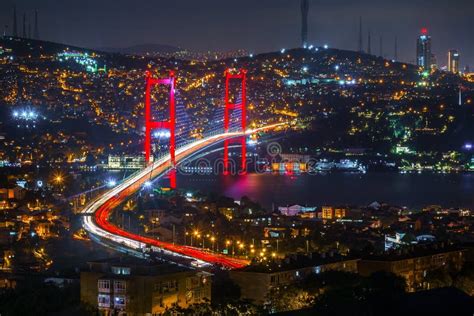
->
[114, 295, 126, 307]
[111, 266, 131, 275]
[98, 294, 110, 308]
[114, 280, 126, 293]
[98, 280, 111, 292]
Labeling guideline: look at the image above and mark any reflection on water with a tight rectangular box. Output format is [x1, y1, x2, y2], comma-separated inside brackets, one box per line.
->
[176, 173, 474, 210]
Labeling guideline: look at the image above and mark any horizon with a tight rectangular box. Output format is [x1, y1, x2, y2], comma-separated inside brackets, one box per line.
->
[0, 0, 473, 67]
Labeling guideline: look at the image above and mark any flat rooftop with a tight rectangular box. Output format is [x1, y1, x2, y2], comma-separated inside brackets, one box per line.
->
[85, 257, 192, 276]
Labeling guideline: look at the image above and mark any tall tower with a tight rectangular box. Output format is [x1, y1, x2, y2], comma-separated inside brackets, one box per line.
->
[22, 13, 26, 38]
[394, 36, 398, 61]
[367, 30, 372, 55]
[301, 0, 309, 47]
[379, 35, 383, 57]
[448, 50, 460, 74]
[358, 16, 363, 53]
[416, 28, 432, 69]
[34, 10, 39, 40]
[13, 6, 18, 37]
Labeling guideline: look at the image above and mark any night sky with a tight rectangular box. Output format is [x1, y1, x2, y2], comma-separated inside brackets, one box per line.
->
[1, 0, 473, 67]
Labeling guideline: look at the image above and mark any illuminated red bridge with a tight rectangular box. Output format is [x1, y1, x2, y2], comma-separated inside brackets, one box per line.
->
[82, 70, 287, 269]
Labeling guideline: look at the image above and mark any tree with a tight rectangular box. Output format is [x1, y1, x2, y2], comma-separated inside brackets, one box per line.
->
[163, 301, 263, 316]
[454, 263, 474, 296]
[265, 284, 315, 313]
[425, 268, 453, 289]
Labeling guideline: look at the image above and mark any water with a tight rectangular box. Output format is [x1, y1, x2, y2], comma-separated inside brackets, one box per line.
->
[176, 172, 474, 210]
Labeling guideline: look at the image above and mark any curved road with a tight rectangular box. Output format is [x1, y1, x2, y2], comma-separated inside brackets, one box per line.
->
[82, 124, 286, 269]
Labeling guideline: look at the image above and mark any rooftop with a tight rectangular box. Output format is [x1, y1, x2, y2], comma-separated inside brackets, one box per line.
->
[236, 252, 359, 273]
[85, 257, 192, 276]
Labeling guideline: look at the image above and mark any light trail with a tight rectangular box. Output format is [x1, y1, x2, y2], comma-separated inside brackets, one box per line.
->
[82, 123, 287, 269]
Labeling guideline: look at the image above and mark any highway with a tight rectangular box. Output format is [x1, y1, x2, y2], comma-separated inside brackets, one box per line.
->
[82, 123, 286, 269]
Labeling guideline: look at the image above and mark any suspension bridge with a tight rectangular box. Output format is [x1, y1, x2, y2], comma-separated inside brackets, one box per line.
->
[82, 69, 287, 269]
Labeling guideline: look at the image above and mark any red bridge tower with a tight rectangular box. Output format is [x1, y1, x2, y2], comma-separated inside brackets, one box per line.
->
[224, 69, 247, 175]
[144, 70, 176, 188]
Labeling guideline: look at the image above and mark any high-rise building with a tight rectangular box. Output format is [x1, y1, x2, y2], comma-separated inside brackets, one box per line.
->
[12, 6, 17, 37]
[301, 0, 309, 47]
[448, 50, 460, 74]
[416, 28, 432, 69]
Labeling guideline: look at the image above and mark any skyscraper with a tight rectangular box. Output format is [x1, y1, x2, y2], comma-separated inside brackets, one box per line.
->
[448, 50, 460, 74]
[301, 0, 309, 47]
[416, 28, 432, 69]
[13, 6, 17, 37]
[34, 10, 39, 40]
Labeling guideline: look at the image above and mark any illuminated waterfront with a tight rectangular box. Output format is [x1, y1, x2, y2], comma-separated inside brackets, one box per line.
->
[177, 172, 474, 209]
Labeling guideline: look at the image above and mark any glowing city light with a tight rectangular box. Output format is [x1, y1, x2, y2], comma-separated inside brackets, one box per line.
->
[153, 130, 171, 138]
[12, 108, 39, 121]
[107, 179, 117, 187]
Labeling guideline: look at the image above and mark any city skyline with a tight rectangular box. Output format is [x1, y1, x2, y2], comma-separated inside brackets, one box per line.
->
[0, 0, 473, 66]
[2, 2, 474, 314]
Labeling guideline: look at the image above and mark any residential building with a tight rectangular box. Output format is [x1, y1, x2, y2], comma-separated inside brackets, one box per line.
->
[81, 257, 211, 315]
[230, 253, 359, 304]
[359, 245, 465, 291]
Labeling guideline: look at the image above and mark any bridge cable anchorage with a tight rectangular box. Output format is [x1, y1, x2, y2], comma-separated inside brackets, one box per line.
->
[224, 68, 247, 175]
[144, 70, 176, 188]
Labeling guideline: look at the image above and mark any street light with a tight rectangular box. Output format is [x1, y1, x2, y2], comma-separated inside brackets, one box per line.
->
[191, 230, 199, 247]
[210, 236, 216, 252]
[54, 175, 63, 184]
[107, 179, 117, 187]
[239, 243, 245, 255]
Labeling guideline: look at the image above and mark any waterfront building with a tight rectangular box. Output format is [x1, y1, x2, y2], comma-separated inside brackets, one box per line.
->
[106, 155, 149, 170]
[278, 205, 316, 216]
